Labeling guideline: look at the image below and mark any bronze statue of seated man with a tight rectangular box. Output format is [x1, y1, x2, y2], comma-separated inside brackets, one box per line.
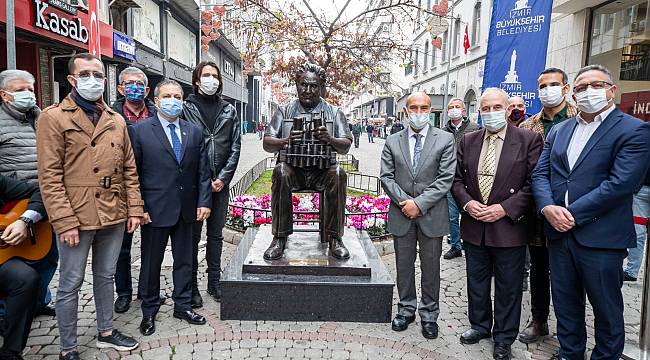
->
[262, 63, 353, 260]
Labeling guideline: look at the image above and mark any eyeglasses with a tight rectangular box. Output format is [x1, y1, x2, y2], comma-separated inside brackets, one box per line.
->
[73, 71, 105, 80]
[122, 80, 146, 87]
[573, 81, 612, 94]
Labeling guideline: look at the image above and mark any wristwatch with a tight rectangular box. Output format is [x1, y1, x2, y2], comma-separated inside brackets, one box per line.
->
[19, 216, 34, 227]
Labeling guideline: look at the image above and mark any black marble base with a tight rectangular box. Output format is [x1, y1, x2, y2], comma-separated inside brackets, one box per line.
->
[221, 225, 394, 322]
[242, 226, 371, 276]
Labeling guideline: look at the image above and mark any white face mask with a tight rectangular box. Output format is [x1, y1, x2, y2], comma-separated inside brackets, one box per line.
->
[448, 108, 463, 120]
[575, 87, 610, 114]
[481, 110, 506, 132]
[199, 76, 220, 96]
[408, 112, 430, 130]
[539, 86, 565, 108]
[75, 76, 105, 101]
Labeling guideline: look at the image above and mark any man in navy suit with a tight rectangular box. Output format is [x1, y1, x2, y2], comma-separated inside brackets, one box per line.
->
[532, 65, 650, 360]
[128, 80, 212, 336]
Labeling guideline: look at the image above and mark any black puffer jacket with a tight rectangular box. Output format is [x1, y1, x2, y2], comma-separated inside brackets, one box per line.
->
[182, 95, 241, 184]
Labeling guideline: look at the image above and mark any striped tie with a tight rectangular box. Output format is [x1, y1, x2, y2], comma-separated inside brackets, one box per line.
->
[479, 134, 497, 203]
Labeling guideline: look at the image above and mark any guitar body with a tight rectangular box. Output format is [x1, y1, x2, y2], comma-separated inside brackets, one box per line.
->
[0, 199, 52, 265]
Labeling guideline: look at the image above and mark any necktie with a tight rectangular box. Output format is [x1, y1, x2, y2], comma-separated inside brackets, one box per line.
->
[168, 123, 182, 163]
[412, 133, 423, 174]
[479, 134, 498, 203]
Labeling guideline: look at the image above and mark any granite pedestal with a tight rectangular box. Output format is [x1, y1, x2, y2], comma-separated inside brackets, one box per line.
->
[221, 225, 394, 322]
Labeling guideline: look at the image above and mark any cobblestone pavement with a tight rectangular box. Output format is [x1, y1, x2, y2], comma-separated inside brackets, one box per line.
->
[9, 134, 643, 359]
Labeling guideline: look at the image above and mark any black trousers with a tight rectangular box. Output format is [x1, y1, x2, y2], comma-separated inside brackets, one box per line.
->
[140, 219, 193, 317]
[0, 259, 39, 354]
[192, 189, 229, 289]
[271, 163, 347, 238]
[115, 231, 141, 298]
[464, 242, 526, 345]
[529, 244, 550, 322]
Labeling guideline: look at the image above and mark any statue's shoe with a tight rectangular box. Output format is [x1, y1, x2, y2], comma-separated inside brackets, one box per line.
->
[329, 237, 350, 260]
[263, 236, 287, 260]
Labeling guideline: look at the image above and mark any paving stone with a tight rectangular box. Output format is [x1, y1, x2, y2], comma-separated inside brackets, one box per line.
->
[142, 346, 172, 360]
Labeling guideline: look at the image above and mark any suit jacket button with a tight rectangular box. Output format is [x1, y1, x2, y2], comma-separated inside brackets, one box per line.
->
[509, 188, 515, 194]
[179, 186, 184, 190]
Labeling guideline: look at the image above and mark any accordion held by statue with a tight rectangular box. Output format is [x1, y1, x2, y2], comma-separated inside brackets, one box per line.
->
[278, 111, 337, 169]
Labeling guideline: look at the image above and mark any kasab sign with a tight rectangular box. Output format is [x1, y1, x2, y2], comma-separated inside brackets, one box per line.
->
[34, 0, 89, 43]
[482, 0, 553, 116]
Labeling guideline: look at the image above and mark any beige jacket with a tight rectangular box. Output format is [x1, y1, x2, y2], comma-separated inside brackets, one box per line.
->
[36, 95, 143, 234]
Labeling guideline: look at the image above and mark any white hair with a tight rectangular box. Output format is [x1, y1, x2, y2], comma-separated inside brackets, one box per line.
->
[480, 87, 510, 107]
[0, 70, 35, 90]
[118, 66, 148, 86]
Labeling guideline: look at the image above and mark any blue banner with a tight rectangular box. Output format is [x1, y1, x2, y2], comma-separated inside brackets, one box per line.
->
[481, 0, 553, 117]
[113, 32, 136, 61]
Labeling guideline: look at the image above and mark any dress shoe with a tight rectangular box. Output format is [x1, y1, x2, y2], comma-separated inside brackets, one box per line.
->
[518, 319, 548, 344]
[0, 349, 24, 360]
[114, 295, 131, 314]
[624, 273, 637, 281]
[191, 290, 203, 309]
[329, 237, 350, 259]
[493, 343, 511, 360]
[460, 328, 491, 344]
[421, 321, 439, 339]
[207, 284, 222, 302]
[443, 247, 462, 260]
[391, 314, 415, 331]
[59, 351, 80, 360]
[36, 304, 56, 317]
[173, 310, 207, 325]
[263, 236, 286, 260]
[139, 316, 155, 336]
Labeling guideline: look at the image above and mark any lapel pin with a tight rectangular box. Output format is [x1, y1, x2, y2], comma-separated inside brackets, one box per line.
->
[182, 132, 187, 136]
[509, 188, 515, 194]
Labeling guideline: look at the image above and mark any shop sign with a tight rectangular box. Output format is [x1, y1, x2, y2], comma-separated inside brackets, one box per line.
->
[47, 0, 78, 15]
[620, 91, 650, 122]
[113, 32, 136, 61]
[223, 58, 234, 78]
[34, 0, 89, 43]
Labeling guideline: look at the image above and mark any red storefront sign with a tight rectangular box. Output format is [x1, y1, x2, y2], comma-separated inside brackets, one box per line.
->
[620, 90, 650, 122]
[0, 0, 113, 57]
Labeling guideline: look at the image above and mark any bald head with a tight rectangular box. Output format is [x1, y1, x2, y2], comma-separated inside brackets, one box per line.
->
[405, 91, 431, 115]
[479, 88, 509, 113]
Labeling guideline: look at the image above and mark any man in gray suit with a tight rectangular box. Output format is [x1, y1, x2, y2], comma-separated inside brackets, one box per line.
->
[380, 92, 456, 339]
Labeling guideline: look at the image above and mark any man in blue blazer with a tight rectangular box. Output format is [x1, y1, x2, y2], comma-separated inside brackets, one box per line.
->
[532, 65, 650, 360]
[128, 80, 212, 336]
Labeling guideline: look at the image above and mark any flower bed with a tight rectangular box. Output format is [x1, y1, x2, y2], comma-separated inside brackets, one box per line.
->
[226, 193, 390, 238]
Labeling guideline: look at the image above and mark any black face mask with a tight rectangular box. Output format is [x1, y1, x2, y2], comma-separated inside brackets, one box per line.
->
[509, 109, 525, 123]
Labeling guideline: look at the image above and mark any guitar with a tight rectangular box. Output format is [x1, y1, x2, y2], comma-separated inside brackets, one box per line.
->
[0, 199, 52, 265]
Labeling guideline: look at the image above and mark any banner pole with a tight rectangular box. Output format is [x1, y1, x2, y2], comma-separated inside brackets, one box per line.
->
[441, 2, 454, 128]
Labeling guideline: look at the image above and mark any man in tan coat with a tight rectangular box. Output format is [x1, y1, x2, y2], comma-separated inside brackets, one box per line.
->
[37, 53, 143, 360]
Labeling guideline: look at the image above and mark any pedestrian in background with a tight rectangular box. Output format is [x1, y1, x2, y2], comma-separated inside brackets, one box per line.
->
[366, 123, 374, 143]
[37, 53, 143, 360]
[381, 92, 456, 340]
[351, 121, 362, 148]
[110, 66, 158, 315]
[183, 61, 241, 306]
[257, 120, 265, 140]
[532, 64, 650, 360]
[625, 169, 650, 281]
[442, 98, 479, 260]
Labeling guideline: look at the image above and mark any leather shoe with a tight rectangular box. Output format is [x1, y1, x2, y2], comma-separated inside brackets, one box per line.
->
[36, 304, 56, 317]
[624, 273, 637, 281]
[493, 343, 511, 360]
[391, 314, 415, 332]
[443, 247, 462, 260]
[173, 310, 207, 325]
[191, 290, 203, 309]
[421, 321, 439, 339]
[114, 295, 131, 314]
[329, 237, 350, 260]
[139, 316, 155, 336]
[518, 319, 548, 344]
[460, 328, 491, 344]
[263, 237, 286, 260]
[207, 284, 222, 302]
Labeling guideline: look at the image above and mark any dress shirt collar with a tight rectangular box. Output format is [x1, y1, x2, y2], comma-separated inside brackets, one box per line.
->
[158, 113, 181, 129]
[576, 105, 616, 125]
[408, 123, 430, 139]
[483, 123, 507, 142]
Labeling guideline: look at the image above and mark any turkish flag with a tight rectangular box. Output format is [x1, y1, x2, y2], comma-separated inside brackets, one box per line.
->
[88, 0, 101, 56]
[463, 25, 470, 55]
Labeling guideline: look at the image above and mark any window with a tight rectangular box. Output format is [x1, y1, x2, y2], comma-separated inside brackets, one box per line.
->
[453, 19, 461, 57]
[472, 2, 481, 45]
[431, 43, 436, 69]
[423, 41, 429, 70]
[442, 31, 448, 62]
[414, 48, 419, 75]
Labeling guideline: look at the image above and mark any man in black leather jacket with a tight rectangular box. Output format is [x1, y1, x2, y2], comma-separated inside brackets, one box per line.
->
[182, 61, 241, 306]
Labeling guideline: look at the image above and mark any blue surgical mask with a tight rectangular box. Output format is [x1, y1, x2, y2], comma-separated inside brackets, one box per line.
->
[408, 112, 430, 130]
[5, 90, 36, 111]
[158, 98, 182, 118]
[481, 110, 506, 132]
